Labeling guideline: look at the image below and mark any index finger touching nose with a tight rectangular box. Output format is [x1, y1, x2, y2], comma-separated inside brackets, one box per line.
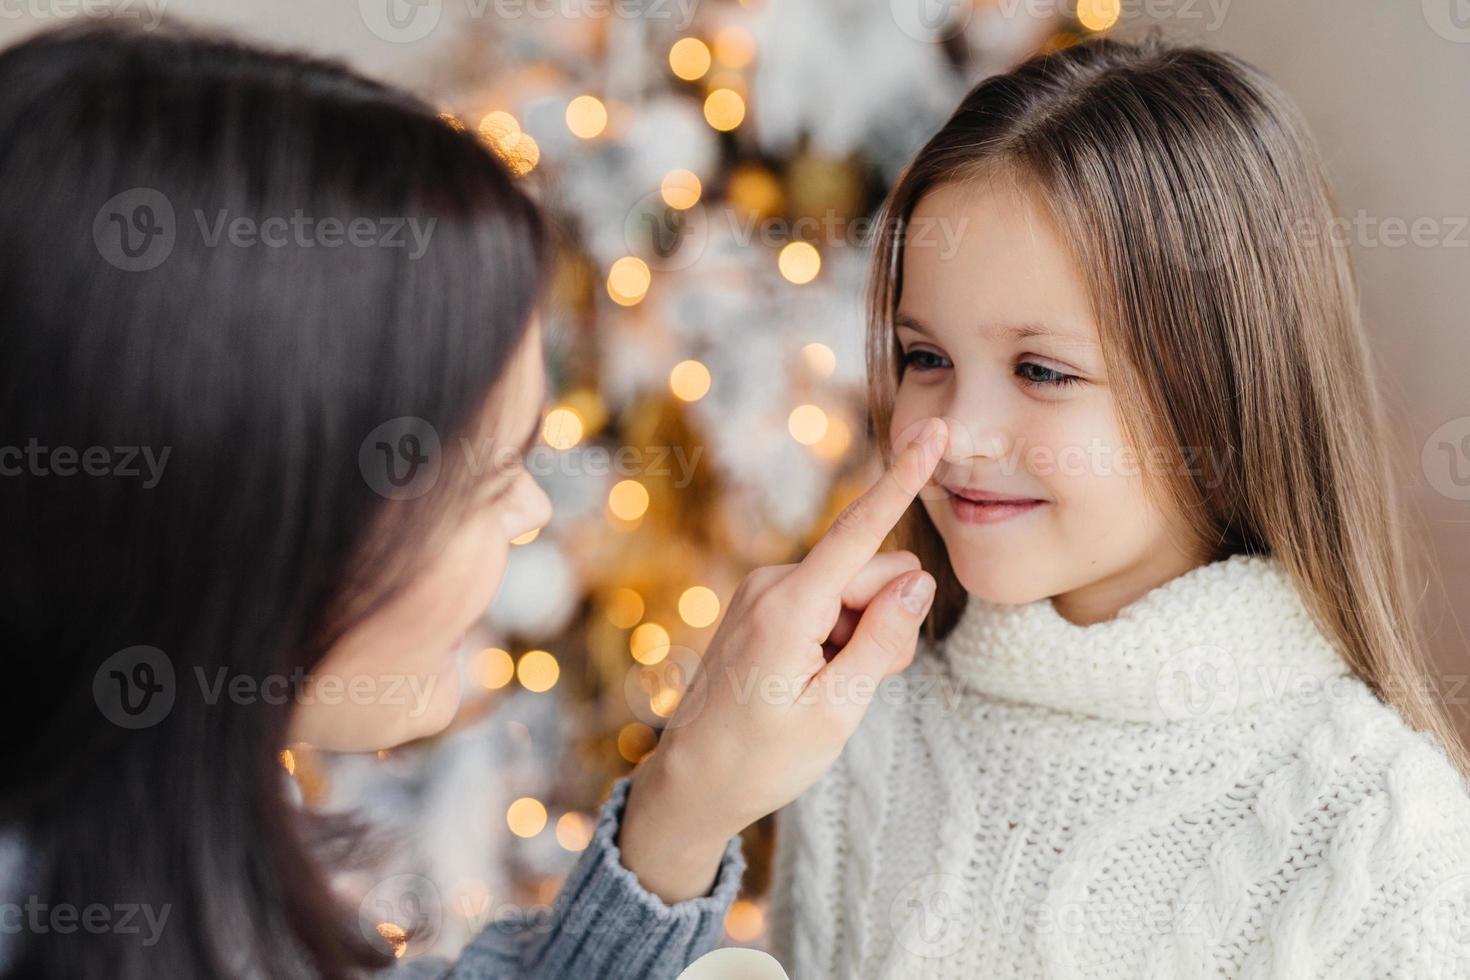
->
[792, 417, 947, 593]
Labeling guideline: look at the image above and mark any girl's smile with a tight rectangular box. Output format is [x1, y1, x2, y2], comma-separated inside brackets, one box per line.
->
[943, 485, 1049, 525]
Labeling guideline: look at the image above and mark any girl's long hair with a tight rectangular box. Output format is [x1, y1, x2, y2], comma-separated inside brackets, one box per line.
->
[0, 22, 546, 978]
[866, 31, 1467, 770]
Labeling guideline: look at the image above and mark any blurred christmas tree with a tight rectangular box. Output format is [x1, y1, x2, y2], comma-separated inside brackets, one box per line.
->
[296, 0, 1117, 961]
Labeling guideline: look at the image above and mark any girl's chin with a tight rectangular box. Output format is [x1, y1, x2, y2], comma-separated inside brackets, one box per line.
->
[949, 562, 1053, 607]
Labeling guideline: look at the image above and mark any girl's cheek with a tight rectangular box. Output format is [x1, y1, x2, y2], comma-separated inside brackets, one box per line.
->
[888, 384, 937, 451]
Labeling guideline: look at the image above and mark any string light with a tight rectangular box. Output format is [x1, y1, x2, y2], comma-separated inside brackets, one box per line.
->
[650, 685, 681, 718]
[607, 587, 645, 629]
[630, 622, 671, 665]
[542, 406, 584, 450]
[668, 37, 712, 80]
[727, 164, 783, 216]
[506, 797, 548, 838]
[778, 241, 821, 284]
[475, 648, 516, 690]
[477, 111, 520, 151]
[788, 404, 829, 445]
[801, 342, 836, 377]
[565, 95, 608, 138]
[1077, 0, 1121, 31]
[679, 586, 721, 628]
[376, 922, 409, 959]
[713, 26, 756, 69]
[660, 169, 702, 210]
[617, 722, 656, 762]
[501, 132, 540, 175]
[516, 649, 560, 692]
[608, 479, 650, 521]
[725, 900, 765, 943]
[607, 256, 651, 305]
[703, 88, 746, 131]
[669, 360, 711, 402]
[812, 414, 852, 460]
[555, 812, 593, 851]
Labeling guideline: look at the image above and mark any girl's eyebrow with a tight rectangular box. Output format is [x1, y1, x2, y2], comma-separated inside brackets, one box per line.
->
[895, 311, 1097, 349]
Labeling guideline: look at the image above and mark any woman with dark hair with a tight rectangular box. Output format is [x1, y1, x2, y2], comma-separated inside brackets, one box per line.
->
[0, 21, 945, 980]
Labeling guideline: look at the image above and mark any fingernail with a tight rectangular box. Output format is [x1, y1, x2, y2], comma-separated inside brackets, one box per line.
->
[898, 572, 935, 615]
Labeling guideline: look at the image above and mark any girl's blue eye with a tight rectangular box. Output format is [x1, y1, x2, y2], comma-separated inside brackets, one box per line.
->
[901, 349, 951, 373]
[1016, 361, 1081, 388]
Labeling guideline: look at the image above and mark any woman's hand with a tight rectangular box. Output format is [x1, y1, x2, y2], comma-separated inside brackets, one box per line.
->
[618, 418, 948, 902]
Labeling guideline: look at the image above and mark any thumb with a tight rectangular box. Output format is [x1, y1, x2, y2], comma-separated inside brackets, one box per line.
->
[816, 570, 934, 721]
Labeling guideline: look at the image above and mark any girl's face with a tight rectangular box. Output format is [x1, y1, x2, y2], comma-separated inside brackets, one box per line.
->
[288, 322, 552, 751]
[889, 177, 1202, 624]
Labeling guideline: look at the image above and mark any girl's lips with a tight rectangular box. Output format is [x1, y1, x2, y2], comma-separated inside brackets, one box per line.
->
[945, 489, 1047, 525]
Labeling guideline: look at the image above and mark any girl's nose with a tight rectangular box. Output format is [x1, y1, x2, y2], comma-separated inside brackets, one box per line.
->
[934, 388, 1012, 463]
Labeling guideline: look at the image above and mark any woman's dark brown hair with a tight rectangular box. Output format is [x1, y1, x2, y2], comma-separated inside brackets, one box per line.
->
[0, 21, 546, 978]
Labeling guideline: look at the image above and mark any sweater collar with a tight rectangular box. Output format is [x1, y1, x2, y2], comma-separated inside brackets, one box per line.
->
[939, 554, 1354, 723]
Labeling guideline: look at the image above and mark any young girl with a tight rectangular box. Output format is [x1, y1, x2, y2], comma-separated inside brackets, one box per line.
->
[770, 34, 1470, 979]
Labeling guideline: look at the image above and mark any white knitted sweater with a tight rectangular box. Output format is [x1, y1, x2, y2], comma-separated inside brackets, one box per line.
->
[769, 555, 1470, 979]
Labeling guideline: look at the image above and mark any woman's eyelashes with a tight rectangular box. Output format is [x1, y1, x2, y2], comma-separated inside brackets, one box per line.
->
[899, 346, 1083, 390]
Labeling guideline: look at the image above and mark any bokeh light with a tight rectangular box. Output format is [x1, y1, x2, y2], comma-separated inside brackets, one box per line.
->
[475, 648, 516, 690]
[679, 586, 721, 628]
[630, 622, 672, 665]
[506, 797, 548, 838]
[608, 480, 650, 521]
[607, 588, 645, 629]
[565, 95, 608, 138]
[778, 241, 821, 284]
[516, 650, 560, 692]
[669, 37, 712, 80]
[788, 404, 829, 445]
[669, 360, 712, 402]
[703, 88, 746, 131]
[660, 168, 703, 210]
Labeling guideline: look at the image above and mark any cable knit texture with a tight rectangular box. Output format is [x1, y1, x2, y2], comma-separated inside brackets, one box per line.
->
[769, 555, 1470, 979]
